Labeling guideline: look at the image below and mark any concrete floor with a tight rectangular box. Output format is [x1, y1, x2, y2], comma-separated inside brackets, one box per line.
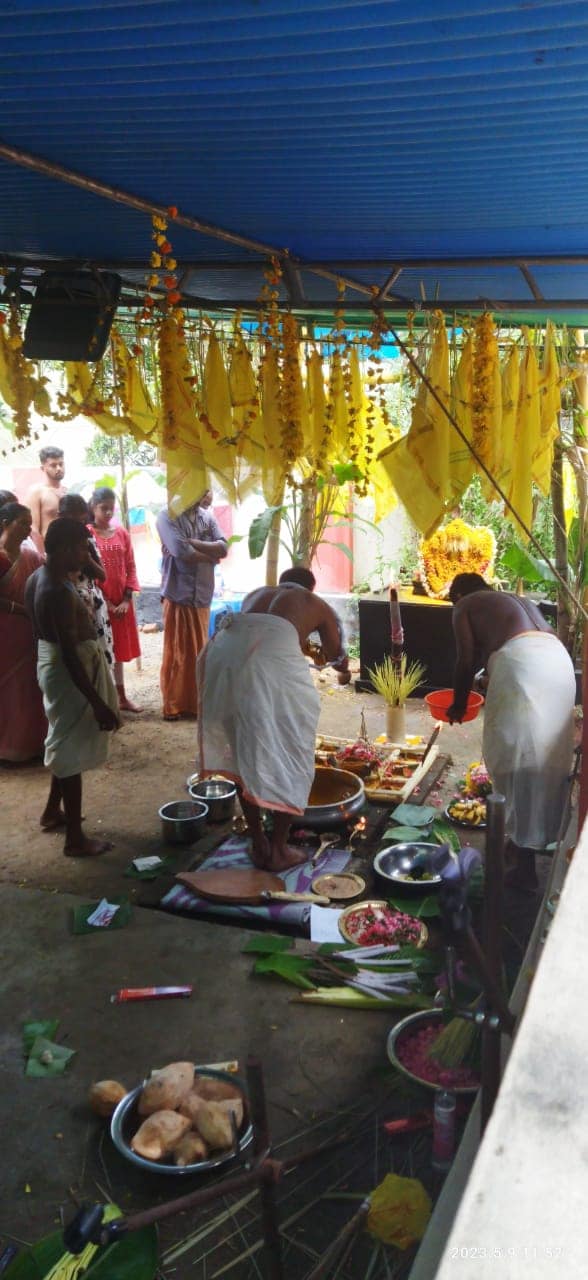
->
[0, 637, 547, 1275]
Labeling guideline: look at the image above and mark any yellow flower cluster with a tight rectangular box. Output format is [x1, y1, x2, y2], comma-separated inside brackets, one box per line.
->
[419, 517, 496, 598]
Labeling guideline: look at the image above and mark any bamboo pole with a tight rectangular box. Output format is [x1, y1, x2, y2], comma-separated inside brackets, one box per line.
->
[0, 141, 373, 301]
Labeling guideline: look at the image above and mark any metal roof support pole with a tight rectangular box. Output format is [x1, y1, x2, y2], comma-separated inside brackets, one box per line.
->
[0, 140, 372, 301]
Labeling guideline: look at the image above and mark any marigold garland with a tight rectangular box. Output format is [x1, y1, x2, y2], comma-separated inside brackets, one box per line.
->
[472, 313, 499, 474]
[418, 517, 496, 598]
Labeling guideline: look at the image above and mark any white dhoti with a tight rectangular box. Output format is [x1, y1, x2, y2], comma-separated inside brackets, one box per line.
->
[483, 633, 575, 849]
[197, 613, 320, 815]
[38, 638, 119, 779]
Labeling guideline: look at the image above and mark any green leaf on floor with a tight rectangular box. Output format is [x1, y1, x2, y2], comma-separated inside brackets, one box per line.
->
[390, 804, 438, 827]
[71, 898, 132, 935]
[387, 895, 441, 918]
[430, 818, 462, 851]
[242, 934, 293, 954]
[382, 825, 430, 843]
[22, 1019, 59, 1056]
[25, 1036, 76, 1078]
[4, 1220, 158, 1280]
[253, 953, 316, 990]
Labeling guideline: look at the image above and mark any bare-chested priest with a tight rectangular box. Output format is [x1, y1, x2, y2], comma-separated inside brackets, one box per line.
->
[25, 517, 120, 857]
[26, 446, 67, 552]
[197, 580, 350, 872]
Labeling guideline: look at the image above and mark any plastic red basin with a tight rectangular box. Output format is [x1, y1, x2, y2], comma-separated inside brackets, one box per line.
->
[424, 689, 484, 723]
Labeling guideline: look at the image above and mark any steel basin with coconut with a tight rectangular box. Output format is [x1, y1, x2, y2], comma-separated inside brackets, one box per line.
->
[159, 799, 208, 845]
[303, 766, 365, 830]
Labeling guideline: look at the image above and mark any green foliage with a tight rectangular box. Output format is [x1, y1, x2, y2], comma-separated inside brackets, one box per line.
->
[85, 432, 157, 468]
[248, 505, 285, 559]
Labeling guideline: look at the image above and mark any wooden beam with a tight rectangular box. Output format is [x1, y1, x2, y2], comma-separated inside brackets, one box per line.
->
[281, 257, 306, 306]
[518, 263, 544, 301]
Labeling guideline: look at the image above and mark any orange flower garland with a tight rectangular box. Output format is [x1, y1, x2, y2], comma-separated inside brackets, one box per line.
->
[418, 517, 496, 598]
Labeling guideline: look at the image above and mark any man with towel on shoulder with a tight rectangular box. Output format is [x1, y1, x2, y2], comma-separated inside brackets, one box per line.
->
[197, 579, 350, 872]
[25, 517, 120, 857]
[447, 572, 576, 891]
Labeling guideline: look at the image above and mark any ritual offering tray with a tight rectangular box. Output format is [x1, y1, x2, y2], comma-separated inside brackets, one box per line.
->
[311, 872, 365, 901]
[338, 900, 428, 948]
[445, 797, 487, 828]
[314, 735, 438, 806]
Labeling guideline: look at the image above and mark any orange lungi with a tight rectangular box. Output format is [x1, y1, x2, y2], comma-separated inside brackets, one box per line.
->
[161, 599, 210, 718]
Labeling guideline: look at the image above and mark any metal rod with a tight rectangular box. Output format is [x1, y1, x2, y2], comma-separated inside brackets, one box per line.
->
[518, 263, 544, 302]
[0, 141, 374, 299]
[480, 793, 507, 1132]
[247, 1057, 284, 1280]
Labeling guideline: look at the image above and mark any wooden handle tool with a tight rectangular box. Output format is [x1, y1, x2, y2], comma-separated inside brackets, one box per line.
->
[260, 890, 331, 905]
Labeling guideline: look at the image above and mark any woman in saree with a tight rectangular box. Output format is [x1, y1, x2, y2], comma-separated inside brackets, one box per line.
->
[0, 502, 47, 763]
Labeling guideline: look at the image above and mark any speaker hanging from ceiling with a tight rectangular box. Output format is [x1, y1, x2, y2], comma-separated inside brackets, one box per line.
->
[23, 270, 122, 362]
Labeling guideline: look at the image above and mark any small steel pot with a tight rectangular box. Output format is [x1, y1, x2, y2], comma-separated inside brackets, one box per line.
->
[189, 779, 237, 823]
[159, 799, 208, 845]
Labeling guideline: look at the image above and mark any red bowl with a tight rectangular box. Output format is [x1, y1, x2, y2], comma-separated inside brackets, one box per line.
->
[424, 689, 484, 723]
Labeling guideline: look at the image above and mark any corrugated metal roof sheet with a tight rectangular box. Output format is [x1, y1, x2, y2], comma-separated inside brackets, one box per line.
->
[2, 0, 588, 316]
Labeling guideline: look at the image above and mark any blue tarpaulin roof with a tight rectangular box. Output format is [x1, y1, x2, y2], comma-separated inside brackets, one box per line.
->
[2, 1, 588, 319]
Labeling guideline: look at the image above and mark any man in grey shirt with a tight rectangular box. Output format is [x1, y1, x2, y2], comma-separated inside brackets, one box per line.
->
[156, 490, 228, 720]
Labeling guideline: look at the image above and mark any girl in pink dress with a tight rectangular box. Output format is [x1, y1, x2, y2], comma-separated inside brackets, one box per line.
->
[0, 502, 47, 762]
[89, 488, 142, 713]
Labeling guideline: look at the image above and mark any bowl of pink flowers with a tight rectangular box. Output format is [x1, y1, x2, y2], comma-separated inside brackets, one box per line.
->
[338, 901, 428, 948]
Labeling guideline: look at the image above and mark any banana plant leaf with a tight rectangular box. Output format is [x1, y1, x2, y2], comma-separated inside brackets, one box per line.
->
[242, 934, 293, 954]
[4, 1223, 158, 1280]
[387, 895, 441, 919]
[253, 953, 316, 990]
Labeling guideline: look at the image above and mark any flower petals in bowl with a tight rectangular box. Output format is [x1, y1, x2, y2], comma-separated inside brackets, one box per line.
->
[338, 900, 428, 948]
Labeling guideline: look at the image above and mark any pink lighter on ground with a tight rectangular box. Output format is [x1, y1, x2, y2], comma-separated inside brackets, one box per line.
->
[111, 985, 193, 1003]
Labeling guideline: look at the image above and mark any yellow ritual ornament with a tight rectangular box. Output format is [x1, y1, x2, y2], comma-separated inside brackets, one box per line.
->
[367, 1173, 431, 1249]
[419, 517, 496, 598]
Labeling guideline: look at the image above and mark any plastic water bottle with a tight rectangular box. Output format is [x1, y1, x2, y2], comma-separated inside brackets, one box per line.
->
[213, 566, 225, 598]
[432, 1090, 456, 1171]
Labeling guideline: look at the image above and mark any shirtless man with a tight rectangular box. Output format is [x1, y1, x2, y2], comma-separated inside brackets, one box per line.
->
[26, 446, 66, 552]
[25, 517, 120, 857]
[448, 572, 575, 890]
[198, 582, 350, 871]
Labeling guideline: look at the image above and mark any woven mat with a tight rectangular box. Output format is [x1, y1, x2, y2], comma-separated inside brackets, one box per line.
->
[160, 836, 350, 933]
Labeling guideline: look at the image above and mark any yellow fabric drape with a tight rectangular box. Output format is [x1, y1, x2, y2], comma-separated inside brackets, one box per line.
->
[494, 343, 520, 501]
[533, 320, 561, 495]
[509, 335, 541, 538]
[65, 330, 159, 443]
[306, 347, 328, 468]
[157, 318, 208, 515]
[448, 335, 475, 505]
[378, 319, 450, 537]
[260, 345, 286, 506]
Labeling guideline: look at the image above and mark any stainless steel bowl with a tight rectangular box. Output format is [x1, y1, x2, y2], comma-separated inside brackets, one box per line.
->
[303, 766, 365, 830]
[159, 799, 208, 845]
[387, 1009, 480, 1095]
[374, 843, 444, 893]
[111, 1067, 253, 1176]
[189, 779, 237, 823]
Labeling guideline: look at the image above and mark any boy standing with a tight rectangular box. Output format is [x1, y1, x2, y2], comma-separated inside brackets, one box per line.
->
[26, 446, 67, 551]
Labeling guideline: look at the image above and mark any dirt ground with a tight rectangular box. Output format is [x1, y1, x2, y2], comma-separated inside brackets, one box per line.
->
[0, 631, 486, 900]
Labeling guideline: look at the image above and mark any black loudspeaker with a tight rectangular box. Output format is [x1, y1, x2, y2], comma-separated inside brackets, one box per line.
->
[23, 270, 122, 362]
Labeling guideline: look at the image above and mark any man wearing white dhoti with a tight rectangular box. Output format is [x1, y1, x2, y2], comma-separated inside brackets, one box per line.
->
[448, 572, 575, 891]
[197, 581, 350, 871]
[25, 518, 120, 857]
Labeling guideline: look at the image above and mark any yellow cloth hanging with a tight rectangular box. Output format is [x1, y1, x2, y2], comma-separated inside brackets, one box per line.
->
[328, 349, 349, 458]
[533, 320, 561, 495]
[228, 332, 264, 500]
[65, 330, 159, 443]
[448, 334, 475, 505]
[260, 345, 286, 505]
[378, 319, 450, 537]
[157, 317, 208, 514]
[508, 334, 541, 538]
[472, 315, 503, 501]
[494, 343, 520, 502]
[306, 347, 329, 468]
